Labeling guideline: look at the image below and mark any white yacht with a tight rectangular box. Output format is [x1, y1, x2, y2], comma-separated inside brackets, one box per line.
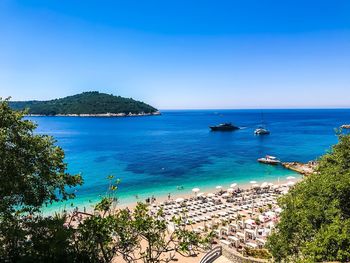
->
[254, 127, 270, 135]
[255, 111, 270, 135]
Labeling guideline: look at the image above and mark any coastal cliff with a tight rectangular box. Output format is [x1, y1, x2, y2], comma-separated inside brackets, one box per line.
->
[9, 91, 160, 117]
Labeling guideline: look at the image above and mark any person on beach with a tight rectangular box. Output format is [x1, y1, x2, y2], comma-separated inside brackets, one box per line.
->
[151, 195, 155, 203]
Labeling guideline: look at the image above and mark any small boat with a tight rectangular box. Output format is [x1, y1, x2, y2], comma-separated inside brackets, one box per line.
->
[258, 155, 281, 165]
[254, 127, 270, 135]
[209, 123, 239, 131]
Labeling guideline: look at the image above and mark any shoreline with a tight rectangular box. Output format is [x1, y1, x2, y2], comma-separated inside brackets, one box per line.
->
[27, 111, 161, 117]
[46, 175, 302, 215]
[119, 176, 300, 209]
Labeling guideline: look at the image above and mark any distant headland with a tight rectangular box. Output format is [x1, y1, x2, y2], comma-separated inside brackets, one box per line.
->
[9, 91, 160, 117]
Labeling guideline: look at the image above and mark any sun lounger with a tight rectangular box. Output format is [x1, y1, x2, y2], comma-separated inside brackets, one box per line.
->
[220, 240, 231, 246]
[245, 242, 258, 249]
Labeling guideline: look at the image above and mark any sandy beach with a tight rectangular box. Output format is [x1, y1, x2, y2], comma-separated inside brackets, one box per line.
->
[114, 176, 301, 211]
[60, 174, 301, 221]
[68, 175, 299, 263]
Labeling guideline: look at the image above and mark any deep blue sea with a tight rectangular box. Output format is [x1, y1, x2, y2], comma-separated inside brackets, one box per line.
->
[30, 109, 350, 212]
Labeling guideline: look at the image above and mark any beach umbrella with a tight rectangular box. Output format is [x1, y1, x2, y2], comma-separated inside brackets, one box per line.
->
[275, 207, 282, 213]
[207, 193, 215, 197]
[267, 183, 274, 187]
[175, 198, 184, 203]
[265, 211, 276, 218]
[245, 219, 256, 225]
[252, 184, 260, 188]
[260, 182, 268, 188]
[230, 183, 237, 188]
[287, 176, 296, 180]
[216, 186, 222, 190]
[197, 192, 205, 197]
[227, 188, 234, 193]
[250, 181, 257, 184]
[192, 188, 200, 193]
[222, 193, 230, 198]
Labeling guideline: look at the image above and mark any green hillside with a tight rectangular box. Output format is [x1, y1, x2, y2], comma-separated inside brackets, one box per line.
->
[9, 91, 159, 115]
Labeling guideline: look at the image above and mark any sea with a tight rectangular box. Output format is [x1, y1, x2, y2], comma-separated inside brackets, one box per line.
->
[30, 109, 350, 212]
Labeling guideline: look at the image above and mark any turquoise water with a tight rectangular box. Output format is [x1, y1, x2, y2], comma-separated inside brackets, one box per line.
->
[31, 109, 350, 212]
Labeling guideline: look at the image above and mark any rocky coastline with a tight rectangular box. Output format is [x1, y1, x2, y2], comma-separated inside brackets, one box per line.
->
[27, 111, 161, 117]
[282, 161, 317, 176]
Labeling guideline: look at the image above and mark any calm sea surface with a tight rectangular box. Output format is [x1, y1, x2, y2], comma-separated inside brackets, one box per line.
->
[30, 109, 350, 211]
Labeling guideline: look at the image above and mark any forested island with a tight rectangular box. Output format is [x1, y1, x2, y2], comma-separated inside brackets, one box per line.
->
[9, 91, 160, 117]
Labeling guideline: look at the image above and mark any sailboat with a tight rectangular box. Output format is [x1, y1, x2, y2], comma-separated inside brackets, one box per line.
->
[254, 111, 270, 135]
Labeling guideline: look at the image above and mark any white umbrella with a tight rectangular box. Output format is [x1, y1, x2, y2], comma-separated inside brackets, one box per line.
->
[227, 188, 234, 193]
[216, 186, 222, 190]
[275, 207, 282, 213]
[267, 183, 274, 187]
[230, 183, 237, 188]
[192, 188, 200, 193]
[265, 211, 276, 218]
[250, 181, 257, 184]
[207, 193, 215, 197]
[175, 198, 184, 203]
[252, 184, 260, 188]
[287, 176, 296, 180]
[261, 182, 268, 188]
[197, 192, 205, 197]
[222, 193, 230, 197]
[245, 219, 256, 225]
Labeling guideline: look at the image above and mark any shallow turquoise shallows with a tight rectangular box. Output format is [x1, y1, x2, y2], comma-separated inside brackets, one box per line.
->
[30, 109, 350, 212]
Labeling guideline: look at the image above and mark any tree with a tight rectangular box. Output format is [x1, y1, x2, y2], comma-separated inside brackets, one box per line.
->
[266, 133, 350, 262]
[0, 97, 83, 213]
[0, 98, 83, 261]
[70, 176, 213, 263]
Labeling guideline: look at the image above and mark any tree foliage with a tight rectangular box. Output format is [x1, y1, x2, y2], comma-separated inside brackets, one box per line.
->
[0, 98, 83, 214]
[267, 133, 350, 262]
[70, 176, 212, 263]
[9, 91, 158, 115]
[0, 98, 83, 261]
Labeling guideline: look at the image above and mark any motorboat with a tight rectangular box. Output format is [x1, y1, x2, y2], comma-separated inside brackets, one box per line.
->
[258, 155, 281, 165]
[209, 123, 239, 131]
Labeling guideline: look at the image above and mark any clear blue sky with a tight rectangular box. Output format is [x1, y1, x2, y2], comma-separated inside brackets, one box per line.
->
[1, 0, 350, 109]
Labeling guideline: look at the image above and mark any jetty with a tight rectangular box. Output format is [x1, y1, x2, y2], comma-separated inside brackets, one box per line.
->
[282, 161, 317, 176]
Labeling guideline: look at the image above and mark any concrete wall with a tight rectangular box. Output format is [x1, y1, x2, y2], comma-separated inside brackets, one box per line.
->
[221, 244, 269, 263]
